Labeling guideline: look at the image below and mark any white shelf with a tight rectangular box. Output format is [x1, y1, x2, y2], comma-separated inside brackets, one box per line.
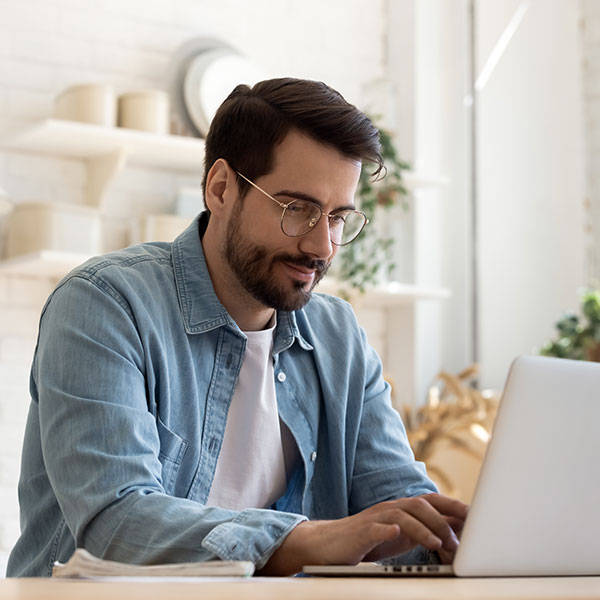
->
[0, 250, 92, 278]
[0, 118, 205, 172]
[0, 119, 206, 206]
[402, 170, 450, 191]
[0, 120, 447, 202]
[317, 278, 451, 307]
[0, 253, 453, 301]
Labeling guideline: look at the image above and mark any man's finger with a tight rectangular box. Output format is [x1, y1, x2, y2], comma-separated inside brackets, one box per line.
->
[422, 493, 469, 519]
[377, 508, 445, 551]
[367, 522, 401, 545]
[337, 521, 401, 565]
[393, 498, 460, 551]
[445, 515, 466, 536]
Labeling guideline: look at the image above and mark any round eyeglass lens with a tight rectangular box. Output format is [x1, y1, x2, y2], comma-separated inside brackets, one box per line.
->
[282, 200, 366, 245]
[333, 211, 366, 245]
[282, 200, 322, 236]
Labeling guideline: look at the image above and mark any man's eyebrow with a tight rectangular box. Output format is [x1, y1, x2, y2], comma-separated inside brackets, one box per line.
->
[274, 189, 356, 212]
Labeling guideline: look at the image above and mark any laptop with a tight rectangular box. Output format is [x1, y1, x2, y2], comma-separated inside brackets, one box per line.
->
[304, 355, 600, 577]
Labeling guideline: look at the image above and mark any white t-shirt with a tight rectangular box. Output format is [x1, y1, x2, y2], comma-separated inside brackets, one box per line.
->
[206, 319, 292, 510]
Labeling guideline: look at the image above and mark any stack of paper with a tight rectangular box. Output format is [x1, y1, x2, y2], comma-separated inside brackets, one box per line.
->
[52, 548, 255, 578]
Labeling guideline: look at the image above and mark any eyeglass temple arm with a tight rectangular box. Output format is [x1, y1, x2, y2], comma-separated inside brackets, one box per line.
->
[235, 171, 289, 209]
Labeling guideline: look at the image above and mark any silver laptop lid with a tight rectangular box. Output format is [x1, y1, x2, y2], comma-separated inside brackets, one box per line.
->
[453, 355, 600, 577]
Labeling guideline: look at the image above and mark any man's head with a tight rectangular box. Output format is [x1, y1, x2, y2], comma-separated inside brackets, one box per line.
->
[202, 77, 383, 199]
[202, 78, 383, 323]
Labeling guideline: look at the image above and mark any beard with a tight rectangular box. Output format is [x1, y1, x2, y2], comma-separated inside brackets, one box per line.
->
[223, 204, 330, 311]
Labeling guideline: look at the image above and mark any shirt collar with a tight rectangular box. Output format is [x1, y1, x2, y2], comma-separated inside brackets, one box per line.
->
[171, 212, 313, 352]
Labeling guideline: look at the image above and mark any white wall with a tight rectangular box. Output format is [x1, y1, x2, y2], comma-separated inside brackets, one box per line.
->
[413, 0, 473, 401]
[386, 0, 473, 405]
[475, 0, 585, 388]
[0, 0, 386, 574]
[392, 0, 588, 394]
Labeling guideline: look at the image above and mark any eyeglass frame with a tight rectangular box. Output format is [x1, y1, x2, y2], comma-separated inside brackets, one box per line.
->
[235, 171, 369, 246]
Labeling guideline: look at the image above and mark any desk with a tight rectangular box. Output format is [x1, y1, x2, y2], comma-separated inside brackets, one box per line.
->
[1, 576, 599, 600]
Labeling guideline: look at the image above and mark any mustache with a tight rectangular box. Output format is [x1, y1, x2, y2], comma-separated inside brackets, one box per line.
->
[276, 253, 329, 275]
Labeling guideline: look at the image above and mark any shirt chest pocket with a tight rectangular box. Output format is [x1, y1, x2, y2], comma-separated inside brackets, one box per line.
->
[156, 417, 189, 495]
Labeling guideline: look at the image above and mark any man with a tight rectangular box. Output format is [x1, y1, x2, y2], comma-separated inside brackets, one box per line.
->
[8, 78, 466, 577]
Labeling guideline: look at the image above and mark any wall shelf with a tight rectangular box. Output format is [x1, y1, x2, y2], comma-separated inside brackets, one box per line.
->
[402, 170, 450, 191]
[0, 119, 205, 171]
[0, 119, 447, 205]
[317, 278, 450, 307]
[0, 119, 205, 205]
[0, 252, 454, 299]
[0, 250, 92, 279]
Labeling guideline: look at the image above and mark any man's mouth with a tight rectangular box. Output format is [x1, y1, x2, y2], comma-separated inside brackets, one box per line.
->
[278, 256, 328, 285]
[281, 261, 316, 283]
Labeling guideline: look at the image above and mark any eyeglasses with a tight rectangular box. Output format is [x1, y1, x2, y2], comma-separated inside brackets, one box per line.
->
[235, 171, 368, 246]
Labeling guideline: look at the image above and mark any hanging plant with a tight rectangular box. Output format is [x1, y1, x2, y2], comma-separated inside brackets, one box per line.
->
[337, 122, 411, 292]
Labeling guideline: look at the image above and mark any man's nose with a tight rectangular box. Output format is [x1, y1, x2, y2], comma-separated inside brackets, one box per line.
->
[298, 215, 335, 261]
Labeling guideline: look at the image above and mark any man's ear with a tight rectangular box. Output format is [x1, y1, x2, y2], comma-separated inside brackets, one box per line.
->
[204, 159, 236, 216]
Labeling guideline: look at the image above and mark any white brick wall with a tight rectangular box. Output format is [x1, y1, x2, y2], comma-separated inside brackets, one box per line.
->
[0, 0, 386, 575]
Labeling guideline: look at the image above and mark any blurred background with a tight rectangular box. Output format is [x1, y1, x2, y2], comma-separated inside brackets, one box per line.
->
[0, 0, 596, 574]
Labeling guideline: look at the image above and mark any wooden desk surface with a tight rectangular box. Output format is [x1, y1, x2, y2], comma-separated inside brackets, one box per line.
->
[1, 576, 600, 600]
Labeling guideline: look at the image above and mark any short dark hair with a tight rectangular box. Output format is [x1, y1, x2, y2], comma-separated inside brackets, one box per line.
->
[202, 77, 383, 199]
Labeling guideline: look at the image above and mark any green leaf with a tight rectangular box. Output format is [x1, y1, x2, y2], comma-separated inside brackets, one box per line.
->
[539, 288, 600, 362]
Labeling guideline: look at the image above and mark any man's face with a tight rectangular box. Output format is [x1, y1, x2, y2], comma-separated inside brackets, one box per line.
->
[222, 130, 361, 311]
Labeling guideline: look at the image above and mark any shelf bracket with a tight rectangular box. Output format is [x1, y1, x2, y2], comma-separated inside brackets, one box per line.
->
[86, 147, 129, 207]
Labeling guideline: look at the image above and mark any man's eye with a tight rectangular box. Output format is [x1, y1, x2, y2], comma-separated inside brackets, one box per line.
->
[288, 202, 315, 216]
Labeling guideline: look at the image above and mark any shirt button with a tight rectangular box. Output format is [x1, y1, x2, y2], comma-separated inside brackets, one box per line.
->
[310, 451, 317, 462]
[277, 372, 287, 382]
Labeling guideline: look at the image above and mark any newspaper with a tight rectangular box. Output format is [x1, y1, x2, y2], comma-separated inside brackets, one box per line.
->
[52, 548, 255, 579]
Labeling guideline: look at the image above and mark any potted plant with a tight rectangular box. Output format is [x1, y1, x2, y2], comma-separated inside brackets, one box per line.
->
[540, 289, 600, 362]
[335, 123, 410, 293]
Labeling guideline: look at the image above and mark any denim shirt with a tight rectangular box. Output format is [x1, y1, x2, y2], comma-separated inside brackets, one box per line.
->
[8, 213, 437, 577]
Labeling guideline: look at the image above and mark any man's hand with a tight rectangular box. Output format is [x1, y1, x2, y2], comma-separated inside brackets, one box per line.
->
[260, 493, 468, 575]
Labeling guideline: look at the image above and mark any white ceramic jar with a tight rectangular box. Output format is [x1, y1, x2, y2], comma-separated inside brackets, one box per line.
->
[118, 90, 170, 134]
[54, 84, 117, 127]
[4, 202, 101, 258]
